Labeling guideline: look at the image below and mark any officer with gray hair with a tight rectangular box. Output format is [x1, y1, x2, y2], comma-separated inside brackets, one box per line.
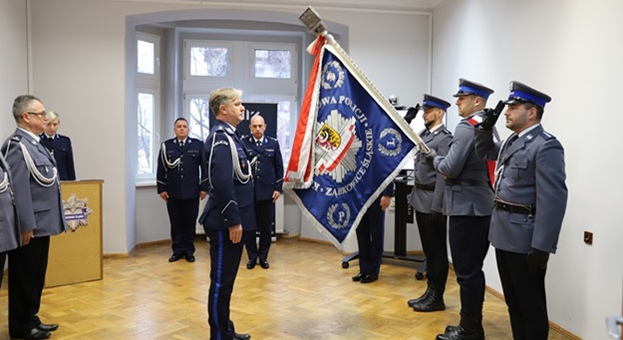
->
[2, 94, 67, 340]
[474, 81, 567, 340]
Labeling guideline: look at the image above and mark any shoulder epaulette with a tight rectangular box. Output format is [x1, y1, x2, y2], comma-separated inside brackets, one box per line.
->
[267, 136, 278, 142]
[540, 131, 556, 141]
[10, 135, 21, 142]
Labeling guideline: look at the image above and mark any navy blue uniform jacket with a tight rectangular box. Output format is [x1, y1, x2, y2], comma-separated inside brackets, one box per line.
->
[39, 133, 76, 180]
[242, 135, 284, 201]
[199, 120, 256, 232]
[156, 137, 208, 200]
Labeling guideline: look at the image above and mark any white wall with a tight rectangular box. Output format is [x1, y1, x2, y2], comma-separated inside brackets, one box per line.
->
[0, 0, 29, 137]
[433, 0, 623, 339]
[27, 0, 432, 253]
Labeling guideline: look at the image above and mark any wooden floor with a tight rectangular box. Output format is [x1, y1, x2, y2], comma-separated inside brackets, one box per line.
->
[0, 238, 573, 340]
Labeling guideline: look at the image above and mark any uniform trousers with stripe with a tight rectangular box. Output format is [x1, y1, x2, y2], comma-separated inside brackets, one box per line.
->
[206, 229, 244, 340]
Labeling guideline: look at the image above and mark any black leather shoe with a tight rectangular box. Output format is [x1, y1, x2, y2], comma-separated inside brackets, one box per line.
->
[246, 260, 257, 269]
[185, 255, 195, 262]
[259, 259, 269, 269]
[168, 254, 182, 262]
[352, 273, 364, 281]
[36, 323, 58, 332]
[360, 274, 378, 283]
[10, 328, 51, 339]
[234, 332, 251, 340]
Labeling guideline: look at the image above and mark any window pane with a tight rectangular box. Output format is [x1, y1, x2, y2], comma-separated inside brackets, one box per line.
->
[255, 49, 291, 78]
[190, 47, 228, 77]
[137, 40, 155, 74]
[188, 98, 211, 141]
[277, 101, 292, 164]
[137, 93, 155, 175]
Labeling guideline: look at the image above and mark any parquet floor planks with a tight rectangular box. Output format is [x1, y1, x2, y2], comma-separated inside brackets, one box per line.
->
[0, 238, 574, 339]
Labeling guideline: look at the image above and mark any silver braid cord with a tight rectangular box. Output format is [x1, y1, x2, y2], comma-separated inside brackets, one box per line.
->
[20, 142, 58, 187]
[0, 171, 8, 193]
[160, 142, 181, 169]
[225, 134, 252, 184]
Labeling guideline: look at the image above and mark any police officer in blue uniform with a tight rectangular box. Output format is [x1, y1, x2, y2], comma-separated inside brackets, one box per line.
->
[0, 152, 20, 288]
[2, 95, 67, 340]
[39, 111, 76, 181]
[474, 81, 567, 340]
[426, 79, 495, 340]
[242, 114, 283, 270]
[350, 184, 394, 284]
[407, 94, 453, 312]
[157, 117, 208, 263]
[199, 87, 254, 340]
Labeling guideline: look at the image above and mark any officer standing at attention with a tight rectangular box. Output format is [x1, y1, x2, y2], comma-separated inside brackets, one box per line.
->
[242, 114, 283, 270]
[39, 111, 76, 181]
[0, 152, 20, 287]
[2, 95, 67, 340]
[406, 94, 453, 312]
[157, 117, 208, 263]
[426, 79, 494, 340]
[199, 87, 254, 340]
[474, 81, 567, 340]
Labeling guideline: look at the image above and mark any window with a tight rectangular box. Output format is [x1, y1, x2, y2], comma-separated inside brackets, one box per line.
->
[136, 33, 160, 181]
[254, 49, 292, 78]
[137, 92, 155, 175]
[185, 95, 212, 141]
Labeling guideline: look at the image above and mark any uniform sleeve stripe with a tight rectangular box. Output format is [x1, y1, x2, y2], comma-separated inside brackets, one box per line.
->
[220, 200, 238, 215]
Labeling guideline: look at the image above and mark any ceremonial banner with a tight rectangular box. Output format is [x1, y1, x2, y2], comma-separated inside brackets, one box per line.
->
[285, 38, 418, 249]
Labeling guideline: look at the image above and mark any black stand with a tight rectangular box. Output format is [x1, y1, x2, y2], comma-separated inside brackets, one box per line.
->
[341, 177, 427, 279]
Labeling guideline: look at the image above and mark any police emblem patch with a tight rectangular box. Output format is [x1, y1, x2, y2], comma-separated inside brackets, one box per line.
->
[314, 109, 361, 183]
[63, 194, 94, 232]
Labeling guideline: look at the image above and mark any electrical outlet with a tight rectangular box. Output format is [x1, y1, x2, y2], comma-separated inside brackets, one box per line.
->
[584, 231, 593, 245]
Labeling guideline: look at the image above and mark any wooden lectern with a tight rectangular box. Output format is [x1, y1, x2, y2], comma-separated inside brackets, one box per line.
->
[45, 180, 103, 288]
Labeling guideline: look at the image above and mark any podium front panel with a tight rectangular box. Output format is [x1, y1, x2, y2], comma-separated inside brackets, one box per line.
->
[45, 180, 103, 287]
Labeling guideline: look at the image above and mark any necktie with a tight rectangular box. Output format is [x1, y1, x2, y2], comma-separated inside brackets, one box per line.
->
[506, 134, 518, 149]
[179, 140, 184, 147]
[256, 141, 261, 147]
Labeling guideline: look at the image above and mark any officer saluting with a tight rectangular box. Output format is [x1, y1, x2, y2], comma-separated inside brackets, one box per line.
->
[0, 152, 20, 287]
[242, 114, 284, 270]
[426, 79, 495, 340]
[407, 94, 452, 312]
[475, 81, 567, 340]
[2, 95, 67, 340]
[199, 87, 254, 340]
[157, 117, 208, 263]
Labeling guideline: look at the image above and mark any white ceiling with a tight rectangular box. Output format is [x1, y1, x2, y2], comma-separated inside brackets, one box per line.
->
[111, 0, 443, 12]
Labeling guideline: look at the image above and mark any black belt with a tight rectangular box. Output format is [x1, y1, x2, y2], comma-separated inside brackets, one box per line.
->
[414, 182, 435, 191]
[445, 178, 490, 188]
[493, 198, 535, 216]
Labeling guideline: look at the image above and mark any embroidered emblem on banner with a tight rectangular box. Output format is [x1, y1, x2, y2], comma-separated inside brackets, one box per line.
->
[378, 128, 403, 156]
[315, 110, 361, 183]
[327, 203, 351, 229]
[321, 61, 345, 90]
[63, 194, 94, 232]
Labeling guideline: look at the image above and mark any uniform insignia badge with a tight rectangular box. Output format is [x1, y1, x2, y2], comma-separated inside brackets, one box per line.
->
[526, 134, 534, 141]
